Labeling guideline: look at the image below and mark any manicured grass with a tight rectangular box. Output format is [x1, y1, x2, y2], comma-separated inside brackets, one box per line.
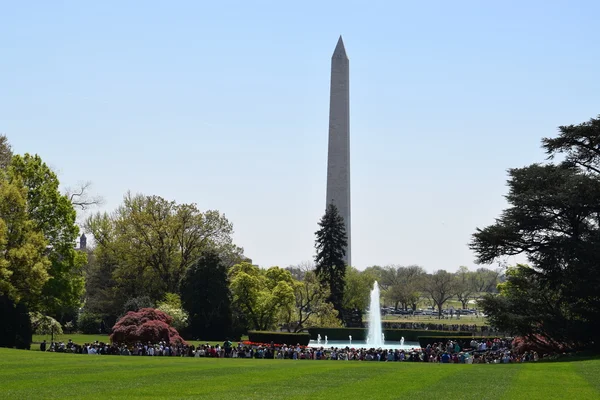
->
[32, 334, 110, 346]
[1, 348, 598, 399]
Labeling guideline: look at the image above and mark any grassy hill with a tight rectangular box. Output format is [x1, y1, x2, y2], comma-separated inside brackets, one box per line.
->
[1, 348, 598, 399]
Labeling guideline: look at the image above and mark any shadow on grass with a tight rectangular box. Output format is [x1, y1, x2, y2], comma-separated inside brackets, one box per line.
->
[535, 351, 600, 363]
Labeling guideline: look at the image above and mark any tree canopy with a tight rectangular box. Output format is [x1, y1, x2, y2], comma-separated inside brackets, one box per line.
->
[84, 192, 244, 313]
[229, 262, 294, 331]
[0, 176, 50, 306]
[180, 250, 232, 340]
[470, 115, 600, 350]
[1, 154, 84, 319]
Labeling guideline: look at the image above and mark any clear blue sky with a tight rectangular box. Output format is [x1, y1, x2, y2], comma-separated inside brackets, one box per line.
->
[2, 1, 599, 272]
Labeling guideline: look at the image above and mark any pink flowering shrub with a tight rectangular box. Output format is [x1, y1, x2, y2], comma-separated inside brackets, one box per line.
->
[110, 308, 187, 345]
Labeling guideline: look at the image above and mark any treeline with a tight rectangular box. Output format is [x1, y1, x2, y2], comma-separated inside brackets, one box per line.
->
[4, 113, 600, 353]
[0, 136, 88, 348]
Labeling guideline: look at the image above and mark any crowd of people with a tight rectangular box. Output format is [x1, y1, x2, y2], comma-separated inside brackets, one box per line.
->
[39, 337, 539, 364]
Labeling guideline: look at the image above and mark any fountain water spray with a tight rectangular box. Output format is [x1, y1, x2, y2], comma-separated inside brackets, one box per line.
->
[366, 281, 383, 347]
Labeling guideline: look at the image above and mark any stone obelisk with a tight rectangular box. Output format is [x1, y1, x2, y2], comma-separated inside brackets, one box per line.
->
[326, 36, 351, 266]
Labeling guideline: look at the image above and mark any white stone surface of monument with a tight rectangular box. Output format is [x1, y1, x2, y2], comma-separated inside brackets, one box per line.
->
[326, 36, 351, 267]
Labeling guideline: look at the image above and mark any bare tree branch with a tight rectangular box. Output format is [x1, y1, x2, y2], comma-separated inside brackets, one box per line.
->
[65, 181, 104, 210]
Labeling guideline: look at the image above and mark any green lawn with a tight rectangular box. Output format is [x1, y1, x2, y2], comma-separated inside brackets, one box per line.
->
[1, 348, 598, 399]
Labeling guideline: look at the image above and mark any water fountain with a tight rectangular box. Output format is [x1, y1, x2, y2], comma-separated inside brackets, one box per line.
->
[307, 281, 418, 350]
[366, 281, 383, 348]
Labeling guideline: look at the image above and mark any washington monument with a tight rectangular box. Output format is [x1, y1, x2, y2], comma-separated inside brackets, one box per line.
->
[326, 36, 351, 266]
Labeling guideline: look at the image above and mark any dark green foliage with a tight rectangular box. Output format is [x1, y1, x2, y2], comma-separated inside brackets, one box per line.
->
[0, 295, 32, 349]
[122, 296, 155, 315]
[307, 327, 474, 342]
[315, 203, 347, 317]
[248, 331, 310, 346]
[77, 312, 103, 334]
[14, 302, 31, 349]
[470, 115, 600, 351]
[0, 295, 17, 348]
[180, 250, 233, 340]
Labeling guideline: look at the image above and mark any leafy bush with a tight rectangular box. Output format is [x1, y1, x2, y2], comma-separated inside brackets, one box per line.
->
[156, 303, 188, 331]
[248, 331, 310, 346]
[122, 296, 155, 315]
[307, 328, 474, 342]
[110, 308, 187, 345]
[77, 312, 103, 334]
[29, 312, 63, 335]
[156, 293, 188, 331]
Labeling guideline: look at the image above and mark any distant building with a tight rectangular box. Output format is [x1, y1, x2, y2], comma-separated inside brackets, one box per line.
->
[79, 233, 87, 250]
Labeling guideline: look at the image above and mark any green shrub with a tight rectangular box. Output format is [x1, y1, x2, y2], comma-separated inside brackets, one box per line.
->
[307, 328, 475, 342]
[29, 312, 63, 335]
[248, 331, 310, 346]
[77, 312, 103, 334]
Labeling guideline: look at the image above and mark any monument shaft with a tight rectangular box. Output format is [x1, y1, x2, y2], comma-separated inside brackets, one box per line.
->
[326, 36, 351, 266]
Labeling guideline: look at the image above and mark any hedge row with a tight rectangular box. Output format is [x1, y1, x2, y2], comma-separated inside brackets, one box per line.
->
[380, 321, 487, 331]
[248, 331, 310, 346]
[417, 336, 499, 349]
[307, 328, 475, 342]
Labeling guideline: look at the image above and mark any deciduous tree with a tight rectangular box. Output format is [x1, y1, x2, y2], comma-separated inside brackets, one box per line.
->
[85, 192, 243, 304]
[454, 266, 475, 309]
[282, 271, 340, 332]
[8, 154, 85, 320]
[420, 270, 456, 318]
[0, 176, 50, 307]
[229, 263, 294, 331]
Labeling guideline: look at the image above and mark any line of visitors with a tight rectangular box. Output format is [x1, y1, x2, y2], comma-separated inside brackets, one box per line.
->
[39, 337, 540, 364]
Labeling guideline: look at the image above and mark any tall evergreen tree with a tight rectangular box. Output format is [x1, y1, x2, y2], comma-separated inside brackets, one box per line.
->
[180, 250, 233, 340]
[470, 115, 600, 351]
[314, 203, 348, 318]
